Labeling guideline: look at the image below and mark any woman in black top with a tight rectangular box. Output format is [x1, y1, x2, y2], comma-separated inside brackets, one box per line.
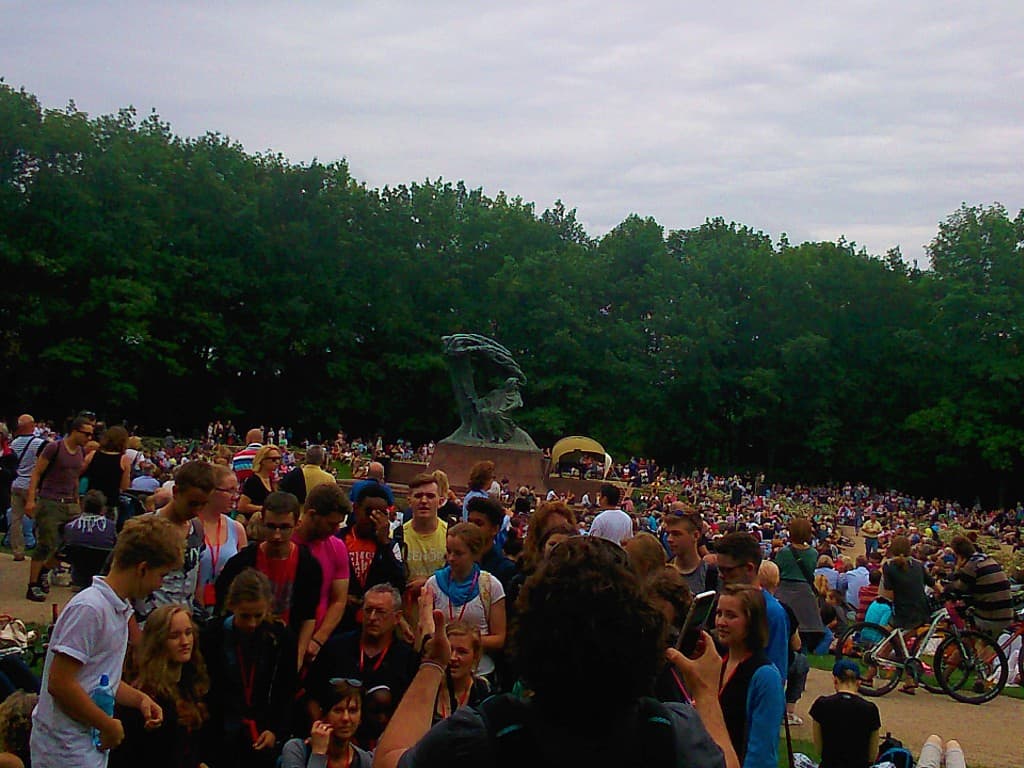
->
[111, 605, 208, 768]
[83, 425, 130, 515]
[237, 445, 281, 523]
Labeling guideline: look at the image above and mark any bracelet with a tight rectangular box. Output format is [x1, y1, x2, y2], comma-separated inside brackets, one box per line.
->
[419, 661, 445, 675]
[311, 637, 322, 647]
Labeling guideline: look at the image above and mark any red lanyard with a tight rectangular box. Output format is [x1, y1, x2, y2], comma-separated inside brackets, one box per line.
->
[438, 684, 471, 719]
[448, 572, 479, 623]
[236, 642, 256, 707]
[204, 517, 223, 578]
[671, 668, 694, 705]
[360, 640, 391, 674]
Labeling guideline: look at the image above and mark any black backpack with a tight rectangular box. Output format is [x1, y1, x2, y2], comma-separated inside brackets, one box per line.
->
[478, 694, 676, 768]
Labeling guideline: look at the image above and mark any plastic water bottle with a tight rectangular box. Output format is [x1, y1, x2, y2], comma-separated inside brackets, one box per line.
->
[89, 674, 115, 748]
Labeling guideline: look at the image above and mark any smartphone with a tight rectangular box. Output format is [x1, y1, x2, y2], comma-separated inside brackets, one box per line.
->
[675, 590, 717, 656]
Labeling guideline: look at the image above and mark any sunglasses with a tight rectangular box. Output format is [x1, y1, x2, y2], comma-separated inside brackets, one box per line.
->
[329, 677, 363, 688]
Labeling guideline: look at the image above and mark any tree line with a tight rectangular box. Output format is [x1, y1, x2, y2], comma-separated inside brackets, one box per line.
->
[2, 82, 1023, 504]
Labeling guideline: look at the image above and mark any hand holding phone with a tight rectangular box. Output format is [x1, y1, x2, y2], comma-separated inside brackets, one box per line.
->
[675, 590, 717, 657]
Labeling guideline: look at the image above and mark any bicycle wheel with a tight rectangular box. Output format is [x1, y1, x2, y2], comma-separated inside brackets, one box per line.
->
[935, 630, 1009, 704]
[835, 622, 903, 696]
[912, 629, 951, 694]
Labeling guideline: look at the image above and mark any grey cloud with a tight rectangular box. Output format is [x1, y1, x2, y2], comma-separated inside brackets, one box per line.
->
[2, 1, 1022, 262]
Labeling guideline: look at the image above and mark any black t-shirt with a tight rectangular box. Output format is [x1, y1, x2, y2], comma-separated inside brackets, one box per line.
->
[241, 474, 273, 506]
[809, 692, 880, 768]
[307, 630, 420, 705]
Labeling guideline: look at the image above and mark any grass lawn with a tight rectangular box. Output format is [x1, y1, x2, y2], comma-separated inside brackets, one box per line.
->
[781, 736, 819, 767]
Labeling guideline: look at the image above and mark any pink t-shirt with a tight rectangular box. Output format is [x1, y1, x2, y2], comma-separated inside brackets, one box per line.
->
[293, 533, 350, 627]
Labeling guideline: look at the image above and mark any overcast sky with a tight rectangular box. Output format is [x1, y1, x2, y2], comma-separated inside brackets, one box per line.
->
[3, 2, 1022, 264]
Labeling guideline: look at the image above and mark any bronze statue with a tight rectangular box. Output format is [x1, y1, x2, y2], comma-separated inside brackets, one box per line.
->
[440, 334, 538, 450]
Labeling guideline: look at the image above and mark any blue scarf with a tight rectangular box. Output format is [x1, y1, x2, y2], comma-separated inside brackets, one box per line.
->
[434, 563, 481, 606]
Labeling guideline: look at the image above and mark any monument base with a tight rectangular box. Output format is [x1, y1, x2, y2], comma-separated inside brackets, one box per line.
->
[427, 440, 548, 494]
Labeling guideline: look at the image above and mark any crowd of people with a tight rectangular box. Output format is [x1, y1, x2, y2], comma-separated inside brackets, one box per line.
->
[1, 413, 1020, 768]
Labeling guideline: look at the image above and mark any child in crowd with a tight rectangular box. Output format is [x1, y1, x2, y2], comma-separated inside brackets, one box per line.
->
[809, 659, 881, 768]
[856, 569, 882, 622]
[202, 568, 297, 768]
[30, 515, 183, 768]
[61, 489, 118, 589]
[109, 605, 209, 768]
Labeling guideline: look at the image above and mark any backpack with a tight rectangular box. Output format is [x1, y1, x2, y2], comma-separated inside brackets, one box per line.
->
[278, 465, 307, 503]
[478, 694, 676, 768]
[874, 733, 915, 768]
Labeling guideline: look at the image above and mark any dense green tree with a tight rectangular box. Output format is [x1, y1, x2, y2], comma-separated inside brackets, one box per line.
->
[2, 83, 1023, 503]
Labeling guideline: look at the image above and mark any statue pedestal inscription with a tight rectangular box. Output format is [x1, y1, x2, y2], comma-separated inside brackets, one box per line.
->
[428, 441, 547, 494]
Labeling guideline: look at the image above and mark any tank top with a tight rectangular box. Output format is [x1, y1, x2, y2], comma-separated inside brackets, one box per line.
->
[85, 451, 124, 507]
[198, 515, 241, 596]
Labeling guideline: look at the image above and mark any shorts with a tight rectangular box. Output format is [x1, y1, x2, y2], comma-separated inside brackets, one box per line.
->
[32, 498, 80, 561]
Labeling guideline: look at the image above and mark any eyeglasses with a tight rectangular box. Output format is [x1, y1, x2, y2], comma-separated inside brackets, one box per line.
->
[716, 562, 748, 576]
[215, 486, 239, 495]
[363, 607, 395, 618]
[328, 677, 363, 688]
[263, 522, 294, 532]
[77, 429, 95, 438]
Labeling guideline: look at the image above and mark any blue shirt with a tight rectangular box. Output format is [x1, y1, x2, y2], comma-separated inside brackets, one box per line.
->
[763, 588, 789, 680]
[744, 665, 786, 768]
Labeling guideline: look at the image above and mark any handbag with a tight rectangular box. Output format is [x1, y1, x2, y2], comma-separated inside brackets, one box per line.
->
[0, 615, 33, 652]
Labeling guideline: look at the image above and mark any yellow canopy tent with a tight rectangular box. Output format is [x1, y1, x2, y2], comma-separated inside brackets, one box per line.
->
[550, 436, 608, 476]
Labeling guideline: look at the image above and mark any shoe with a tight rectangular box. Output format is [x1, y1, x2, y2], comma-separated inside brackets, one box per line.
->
[38, 569, 51, 593]
[899, 685, 917, 695]
[786, 713, 804, 726]
[26, 584, 46, 602]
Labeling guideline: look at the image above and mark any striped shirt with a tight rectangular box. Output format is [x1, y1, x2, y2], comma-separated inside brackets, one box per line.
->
[231, 442, 263, 484]
[950, 551, 1013, 626]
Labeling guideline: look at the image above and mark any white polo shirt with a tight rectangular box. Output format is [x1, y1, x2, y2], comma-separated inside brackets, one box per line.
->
[31, 576, 133, 768]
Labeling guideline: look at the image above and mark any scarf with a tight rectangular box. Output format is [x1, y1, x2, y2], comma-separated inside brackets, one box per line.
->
[434, 563, 481, 606]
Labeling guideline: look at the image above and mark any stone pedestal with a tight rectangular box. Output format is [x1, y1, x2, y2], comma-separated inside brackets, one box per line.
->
[427, 440, 548, 493]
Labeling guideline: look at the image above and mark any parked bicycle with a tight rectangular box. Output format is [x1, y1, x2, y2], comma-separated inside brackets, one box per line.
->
[834, 598, 1008, 704]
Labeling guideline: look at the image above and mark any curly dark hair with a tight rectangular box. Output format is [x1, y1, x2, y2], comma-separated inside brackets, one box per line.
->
[512, 536, 665, 723]
[0, 690, 36, 765]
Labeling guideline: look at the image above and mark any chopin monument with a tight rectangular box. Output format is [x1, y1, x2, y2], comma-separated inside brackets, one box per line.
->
[427, 334, 547, 490]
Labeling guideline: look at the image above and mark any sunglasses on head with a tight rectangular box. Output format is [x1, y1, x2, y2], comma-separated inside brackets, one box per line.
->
[329, 677, 363, 688]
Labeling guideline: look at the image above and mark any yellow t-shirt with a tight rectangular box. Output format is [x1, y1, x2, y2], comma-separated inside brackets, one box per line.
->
[403, 518, 449, 581]
[302, 465, 337, 495]
[861, 519, 883, 538]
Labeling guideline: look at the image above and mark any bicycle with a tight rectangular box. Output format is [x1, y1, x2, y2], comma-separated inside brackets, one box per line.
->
[987, 585, 1024, 687]
[834, 599, 1008, 704]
